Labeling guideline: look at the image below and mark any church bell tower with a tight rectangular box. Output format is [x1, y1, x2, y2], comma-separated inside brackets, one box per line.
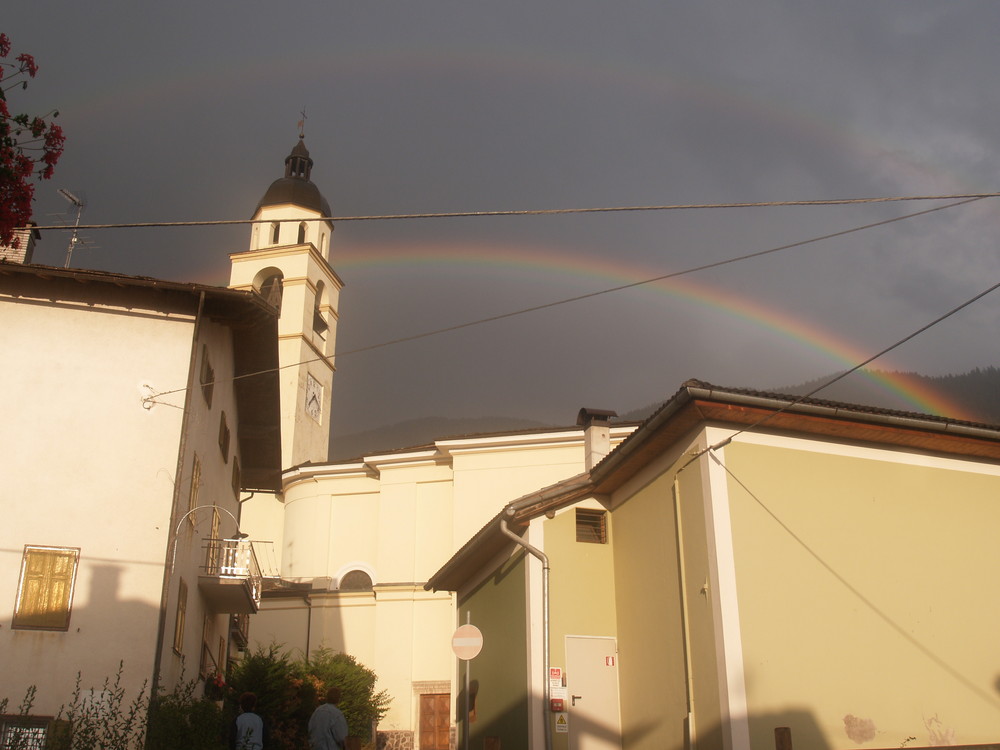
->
[229, 136, 341, 469]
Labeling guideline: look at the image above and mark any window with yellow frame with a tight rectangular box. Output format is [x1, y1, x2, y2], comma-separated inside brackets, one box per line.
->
[12, 546, 80, 631]
[173, 578, 188, 655]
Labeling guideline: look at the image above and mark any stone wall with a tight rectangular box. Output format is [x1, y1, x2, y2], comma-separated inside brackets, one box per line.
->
[377, 730, 413, 750]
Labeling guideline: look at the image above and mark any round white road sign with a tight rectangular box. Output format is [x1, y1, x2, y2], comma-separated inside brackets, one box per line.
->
[451, 624, 484, 661]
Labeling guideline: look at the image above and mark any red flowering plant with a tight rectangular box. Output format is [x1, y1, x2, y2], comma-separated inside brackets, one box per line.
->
[205, 669, 226, 700]
[0, 33, 64, 248]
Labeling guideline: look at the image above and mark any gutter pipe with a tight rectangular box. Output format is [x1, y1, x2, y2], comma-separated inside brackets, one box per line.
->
[500, 509, 553, 750]
[673, 477, 696, 750]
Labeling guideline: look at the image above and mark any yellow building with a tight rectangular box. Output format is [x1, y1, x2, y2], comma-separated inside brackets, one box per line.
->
[246, 415, 635, 750]
[430, 380, 1000, 750]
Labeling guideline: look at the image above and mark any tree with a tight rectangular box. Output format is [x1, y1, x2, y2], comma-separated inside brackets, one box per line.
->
[0, 33, 64, 248]
[225, 645, 320, 750]
[226, 645, 392, 750]
[304, 649, 391, 745]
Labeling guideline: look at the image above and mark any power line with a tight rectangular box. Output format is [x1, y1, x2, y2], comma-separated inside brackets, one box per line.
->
[29, 191, 1000, 232]
[678, 268, 1000, 471]
[145, 196, 983, 404]
[710, 455, 1000, 710]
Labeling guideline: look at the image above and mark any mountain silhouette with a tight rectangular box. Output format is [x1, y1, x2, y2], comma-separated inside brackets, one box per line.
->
[330, 367, 1000, 460]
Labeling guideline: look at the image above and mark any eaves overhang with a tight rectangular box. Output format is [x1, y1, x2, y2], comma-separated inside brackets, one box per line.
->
[426, 378, 1000, 593]
[425, 472, 594, 593]
[0, 263, 283, 491]
[589, 379, 1000, 495]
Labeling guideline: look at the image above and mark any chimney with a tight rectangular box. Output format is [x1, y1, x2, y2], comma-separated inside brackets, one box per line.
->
[577, 408, 618, 471]
[0, 223, 40, 264]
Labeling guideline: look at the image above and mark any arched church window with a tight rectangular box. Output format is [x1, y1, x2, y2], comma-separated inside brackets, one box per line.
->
[339, 570, 373, 591]
[312, 281, 328, 338]
[270, 222, 280, 245]
[259, 273, 283, 312]
[297, 222, 307, 245]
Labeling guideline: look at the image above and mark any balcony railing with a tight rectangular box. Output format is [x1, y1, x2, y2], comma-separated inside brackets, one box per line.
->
[230, 612, 251, 649]
[198, 538, 262, 614]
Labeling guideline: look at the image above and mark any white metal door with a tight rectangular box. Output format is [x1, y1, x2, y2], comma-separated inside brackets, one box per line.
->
[566, 636, 622, 750]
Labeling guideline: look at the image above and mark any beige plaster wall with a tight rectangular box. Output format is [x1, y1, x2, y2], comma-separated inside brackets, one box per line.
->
[545, 502, 618, 668]
[0, 297, 193, 714]
[263, 429, 634, 739]
[724, 437, 1000, 749]
[611, 464, 697, 750]
[449, 439, 599, 549]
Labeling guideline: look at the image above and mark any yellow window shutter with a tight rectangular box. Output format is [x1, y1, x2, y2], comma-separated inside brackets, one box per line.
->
[14, 547, 79, 630]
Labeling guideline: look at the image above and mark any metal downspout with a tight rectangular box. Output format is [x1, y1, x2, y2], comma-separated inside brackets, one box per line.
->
[673, 477, 697, 750]
[500, 510, 553, 750]
[304, 594, 312, 663]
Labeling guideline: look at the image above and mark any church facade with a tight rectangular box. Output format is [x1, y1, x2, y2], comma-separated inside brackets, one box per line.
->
[232, 139, 636, 749]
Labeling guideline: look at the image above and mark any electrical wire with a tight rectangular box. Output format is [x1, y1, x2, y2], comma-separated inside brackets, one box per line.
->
[709, 453, 1000, 710]
[27, 191, 1000, 232]
[677, 271, 1000, 468]
[145, 196, 984, 404]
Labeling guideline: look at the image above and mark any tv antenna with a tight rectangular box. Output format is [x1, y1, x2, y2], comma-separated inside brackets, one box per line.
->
[58, 189, 86, 268]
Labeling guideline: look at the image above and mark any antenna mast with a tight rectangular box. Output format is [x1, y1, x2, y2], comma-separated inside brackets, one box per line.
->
[58, 189, 85, 268]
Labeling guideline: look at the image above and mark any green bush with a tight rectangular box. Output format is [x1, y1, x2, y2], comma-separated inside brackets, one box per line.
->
[304, 648, 391, 744]
[0, 648, 391, 750]
[224, 644, 319, 750]
[1, 664, 149, 750]
[225, 645, 391, 749]
[146, 675, 226, 750]
[58, 667, 149, 750]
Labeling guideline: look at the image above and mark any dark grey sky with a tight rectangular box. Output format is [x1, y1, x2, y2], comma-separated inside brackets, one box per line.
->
[7, 2, 1000, 436]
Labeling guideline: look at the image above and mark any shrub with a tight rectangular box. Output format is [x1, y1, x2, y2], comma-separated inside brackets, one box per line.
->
[146, 674, 226, 750]
[304, 649, 391, 744]
[225, 644, 318, 750]
[226, 645, 391, 749]
[57, 666, 149, 750]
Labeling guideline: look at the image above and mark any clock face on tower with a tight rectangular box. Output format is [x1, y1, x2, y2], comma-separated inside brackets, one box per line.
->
[305, 374, 323, 423]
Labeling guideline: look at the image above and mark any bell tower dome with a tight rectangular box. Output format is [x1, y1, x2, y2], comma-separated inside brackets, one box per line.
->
[229, 136, 342, 469]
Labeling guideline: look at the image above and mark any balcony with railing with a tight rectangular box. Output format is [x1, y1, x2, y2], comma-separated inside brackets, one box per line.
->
[198, 538, 262, 614]
[230, 612, 251, 649]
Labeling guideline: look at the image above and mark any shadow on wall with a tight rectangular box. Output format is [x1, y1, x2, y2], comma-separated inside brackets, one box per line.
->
[2, 562, 161, 711]
[460, 696, 832, 750]
[653, 710, 829, 750]
[460, 679, 530, 750]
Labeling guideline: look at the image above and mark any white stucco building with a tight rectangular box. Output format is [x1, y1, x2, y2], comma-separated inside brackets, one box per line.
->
[0, 263, 282, 742]
[228, 139, 637, 750]
[0, 137, 634, 749]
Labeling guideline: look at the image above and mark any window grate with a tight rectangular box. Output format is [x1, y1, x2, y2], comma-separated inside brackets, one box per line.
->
[576, 509, 607, 544]
[0, 719, 48, 750]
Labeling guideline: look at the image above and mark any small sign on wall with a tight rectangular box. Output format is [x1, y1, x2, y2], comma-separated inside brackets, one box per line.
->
[549, 667, 563, 688]
[606, 656, 616, 667]
[555, 713, 569, 734]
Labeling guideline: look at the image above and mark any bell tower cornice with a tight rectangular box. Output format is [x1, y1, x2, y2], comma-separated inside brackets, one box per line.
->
[229, 135, 341, 469]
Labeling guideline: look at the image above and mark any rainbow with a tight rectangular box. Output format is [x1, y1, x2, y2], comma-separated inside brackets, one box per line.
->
[58, 42, 982, 198]
[335, 241, 978, 421]
[53, 45, 985, 421]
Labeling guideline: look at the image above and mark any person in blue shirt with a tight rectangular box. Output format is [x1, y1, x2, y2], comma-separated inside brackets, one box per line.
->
[308, 686, 349, 750]
[230, 692, 265, 750]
